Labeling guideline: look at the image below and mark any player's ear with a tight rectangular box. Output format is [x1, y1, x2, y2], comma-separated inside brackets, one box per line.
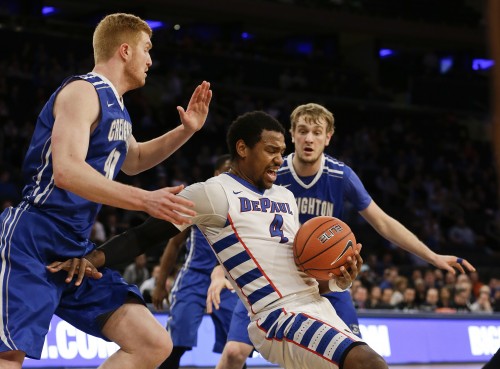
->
[289, 129, 295, 143]
[325, 131, 333, 146]
[119, 43, 130, 60]
[235, 139, 247, 158]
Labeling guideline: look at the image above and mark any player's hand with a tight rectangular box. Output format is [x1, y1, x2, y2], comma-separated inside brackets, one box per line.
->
[330, 243, 363, 290]
[152, 281, 168, 311]
[431, 254, 476, 275]
[47, 257, 102, 286]
[144, 185, 196, 225]
[206, 265, 233, 314]
[177, 81, 212, 133]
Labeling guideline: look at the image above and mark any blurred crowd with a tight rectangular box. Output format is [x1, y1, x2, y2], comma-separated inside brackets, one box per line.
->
[1, 21, 499, 315]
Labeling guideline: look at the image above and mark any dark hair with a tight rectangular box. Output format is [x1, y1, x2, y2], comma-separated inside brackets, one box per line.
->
[214, 154, 231, 171]
[226, 111, 285, 159]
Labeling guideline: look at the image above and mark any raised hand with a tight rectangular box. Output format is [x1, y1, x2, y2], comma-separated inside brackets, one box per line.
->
[177, 81, 213, 133]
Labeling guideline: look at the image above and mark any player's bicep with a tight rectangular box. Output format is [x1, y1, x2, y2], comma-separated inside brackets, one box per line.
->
[52, 81, 100, 170]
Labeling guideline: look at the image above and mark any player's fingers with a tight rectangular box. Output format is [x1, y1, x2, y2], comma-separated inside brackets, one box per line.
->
[206, 294, 214, 314]
[73, 259, 88, 286]
[64, 259, 80, 283]
[46, 261, 66, 272]
[162, 210, 193, 226]
[204, 89, 213, 106]
[163, 185, 186, 196]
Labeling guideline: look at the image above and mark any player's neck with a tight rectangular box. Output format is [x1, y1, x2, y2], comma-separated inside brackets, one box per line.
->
[292, 154, 321, 177]
[92, 64, 126, 97]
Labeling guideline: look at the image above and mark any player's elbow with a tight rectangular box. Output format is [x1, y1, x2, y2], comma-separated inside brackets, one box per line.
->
[53, 165, 72, 190]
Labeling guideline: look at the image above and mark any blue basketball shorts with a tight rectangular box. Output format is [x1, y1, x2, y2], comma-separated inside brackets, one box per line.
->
[0, 206, 143, 359]
[167, 267, 238, 353]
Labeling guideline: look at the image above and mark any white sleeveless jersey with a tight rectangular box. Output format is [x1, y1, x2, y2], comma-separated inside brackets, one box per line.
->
[178, 172, 319, 316]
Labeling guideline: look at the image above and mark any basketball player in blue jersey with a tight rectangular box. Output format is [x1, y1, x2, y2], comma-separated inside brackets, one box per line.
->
[49, 111, 389, 369]
[0, 13, 212, 369]
[210, 102, 477, 369]
[151, 155, 239, 369]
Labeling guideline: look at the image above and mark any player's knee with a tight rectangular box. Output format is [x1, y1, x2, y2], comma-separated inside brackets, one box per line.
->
[143, 326, 172, 366]
[343, 343, 388, 369]
[223, 342, 250, 365]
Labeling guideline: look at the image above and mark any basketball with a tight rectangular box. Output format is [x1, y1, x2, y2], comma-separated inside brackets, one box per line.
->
[293, 216, 356, 280]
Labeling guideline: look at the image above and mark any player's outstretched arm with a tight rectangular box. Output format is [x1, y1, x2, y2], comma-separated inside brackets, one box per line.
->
[47, 217, 181, 285]
[360, 201, 476, 274]
[122, 81, 212, 175]
[52, 80, 197, 225]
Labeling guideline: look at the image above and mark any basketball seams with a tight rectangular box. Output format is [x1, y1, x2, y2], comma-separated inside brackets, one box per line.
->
[293, 217, 336, 260]
[299, 230, 353, 266]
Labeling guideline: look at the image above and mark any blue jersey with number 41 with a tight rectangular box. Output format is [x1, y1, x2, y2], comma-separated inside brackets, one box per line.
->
[21, 73, 132, 240]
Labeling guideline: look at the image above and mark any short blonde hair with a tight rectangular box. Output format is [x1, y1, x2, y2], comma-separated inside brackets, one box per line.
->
[93, 13, 152, 63]
[290, 103, 335, 135]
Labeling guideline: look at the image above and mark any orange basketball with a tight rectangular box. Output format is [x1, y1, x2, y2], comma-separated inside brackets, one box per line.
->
[293, 216, 356, 280]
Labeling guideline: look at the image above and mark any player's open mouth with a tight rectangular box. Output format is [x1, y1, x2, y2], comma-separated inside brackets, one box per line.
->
[266, 169, 277, 182]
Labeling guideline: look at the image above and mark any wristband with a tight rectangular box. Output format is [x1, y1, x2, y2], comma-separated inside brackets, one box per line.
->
[328, 279, 352, 292]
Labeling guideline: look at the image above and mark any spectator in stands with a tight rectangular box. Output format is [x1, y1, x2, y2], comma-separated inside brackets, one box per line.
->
[123, 254, 150, 287]
[450, 287, 472, 312]
[365, 285, 384, 309]
[470, 286, 493, 313]
[437, 286, 453, 310]
[390, 276, 409, 306]
[448, 216, 476, 249]
[419, 287, 439, 312]
[396, 287, 419, 312]
[379, 288, 395, 309]
[140, 265, 161, 303]
[352, 285, 369, 310]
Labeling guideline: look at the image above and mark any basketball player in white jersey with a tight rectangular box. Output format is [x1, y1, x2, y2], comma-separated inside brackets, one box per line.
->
[49, 111, 388, 369]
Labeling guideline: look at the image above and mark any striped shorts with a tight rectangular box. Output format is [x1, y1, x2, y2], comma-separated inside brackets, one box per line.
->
[248, 295, 365, 369]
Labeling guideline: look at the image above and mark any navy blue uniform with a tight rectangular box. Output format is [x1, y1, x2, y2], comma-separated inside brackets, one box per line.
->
[228, 153, 371, 344]
[0, 73, 141, 359]
[168, 226, 238, 353]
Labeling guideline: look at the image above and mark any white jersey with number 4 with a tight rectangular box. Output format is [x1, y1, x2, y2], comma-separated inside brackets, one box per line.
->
[177, 172, 320, 317]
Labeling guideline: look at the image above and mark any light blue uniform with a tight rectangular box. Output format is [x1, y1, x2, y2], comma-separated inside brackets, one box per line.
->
[0, 73, 142, 359]
[167, 226, 238, 353]
[228, 153, 372, 346]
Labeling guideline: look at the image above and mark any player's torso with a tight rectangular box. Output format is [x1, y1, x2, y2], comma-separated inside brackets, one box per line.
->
[20, 73, 131, 239]
[205, 173, 318, 315]
[276, 153, 346, 224]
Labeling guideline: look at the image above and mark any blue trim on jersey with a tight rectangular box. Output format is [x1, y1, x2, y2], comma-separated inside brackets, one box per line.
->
[224, 173, 265, 195]
[212, 233, 239, 253]
[224, 250, 250, 271]
[234, 267, 261, 287]
[247, 284, 276, 305]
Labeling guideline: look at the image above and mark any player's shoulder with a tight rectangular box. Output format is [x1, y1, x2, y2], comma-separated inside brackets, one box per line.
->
[323, 153, 354, 174]
[277, 153, 293, 174]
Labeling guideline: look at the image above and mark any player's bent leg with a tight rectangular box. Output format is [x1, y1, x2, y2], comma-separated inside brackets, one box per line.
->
[216, 341, 254, 369]
[159, 346, 189, 369]
[100, 302, 172, 369]
[248, 296, 387, 369]
[342, 344, 387, 369]
[0, 350, 25, 369]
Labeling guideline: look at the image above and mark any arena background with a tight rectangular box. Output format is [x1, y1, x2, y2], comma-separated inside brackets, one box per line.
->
[0, 0, 499, 368]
